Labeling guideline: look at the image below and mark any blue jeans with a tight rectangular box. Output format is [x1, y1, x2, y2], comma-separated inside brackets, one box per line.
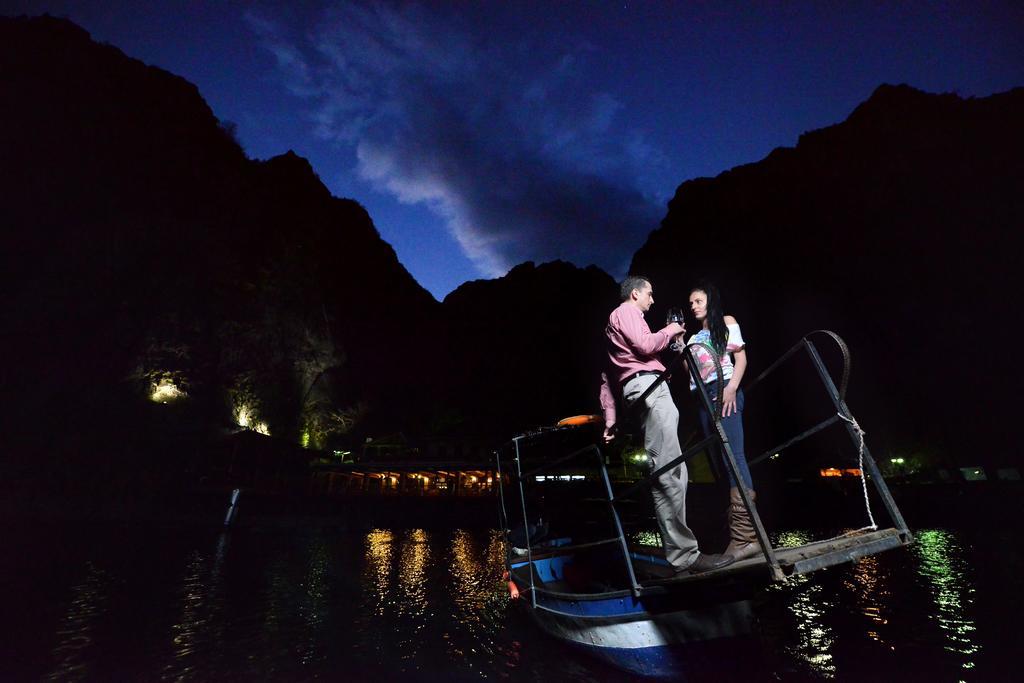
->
[695, 381, 753, 489]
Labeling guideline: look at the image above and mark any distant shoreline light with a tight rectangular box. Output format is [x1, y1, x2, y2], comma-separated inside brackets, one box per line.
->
[150, 378, 186, 404]
[235, 404, 270, 436]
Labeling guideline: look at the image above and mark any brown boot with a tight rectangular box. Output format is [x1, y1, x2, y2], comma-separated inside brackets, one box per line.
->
[725, 487, 762, 561]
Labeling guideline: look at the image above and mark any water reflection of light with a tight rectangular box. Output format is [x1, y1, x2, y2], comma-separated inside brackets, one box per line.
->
[773, 529, 812, 549]
[170, 553, 207, 664]
[443, 530, 511, 676]
[449, 530, 484, 650]
[364, 529, 394, 615]
[785, 578, 838, 677]
[451, 530, 482, 601]
[297, 540, 330, 666]
[845, 554, 892, 645]
[47, 562, 110, 681]
[397, 529, 430, 616]
[394, 529, 432, 669]
[914, 529, 981, 670]
[163, 540, 229, 680]
[449, 530, 505, 628]
[631, 529, 661, 546]
[767, 531, 836, 678]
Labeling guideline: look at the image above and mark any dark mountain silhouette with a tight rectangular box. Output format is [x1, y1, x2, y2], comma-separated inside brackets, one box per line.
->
[631, 83, 1024, 472]
[0, 16, 439, 480]
[0, 16, 614, 485]
[3, 15, 1020, 505]
[437, 260, 618, 437]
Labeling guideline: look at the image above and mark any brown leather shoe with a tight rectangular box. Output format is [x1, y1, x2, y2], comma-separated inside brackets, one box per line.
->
[680, 552, 735, 575]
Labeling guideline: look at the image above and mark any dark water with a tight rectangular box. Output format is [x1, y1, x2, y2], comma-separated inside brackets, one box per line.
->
[3, 520, 1020, 681]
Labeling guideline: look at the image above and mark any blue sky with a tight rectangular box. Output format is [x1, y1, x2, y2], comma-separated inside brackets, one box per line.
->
[6, 1, 1022, 299]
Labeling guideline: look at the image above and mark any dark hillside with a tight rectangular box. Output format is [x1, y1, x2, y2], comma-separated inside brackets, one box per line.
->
[632, 84, 1024, 473]
[0, 16, 438, 486]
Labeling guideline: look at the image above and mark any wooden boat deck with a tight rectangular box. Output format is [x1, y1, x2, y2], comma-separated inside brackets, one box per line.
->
[509, 527, 912, 600]
[638, 527, 912, 586]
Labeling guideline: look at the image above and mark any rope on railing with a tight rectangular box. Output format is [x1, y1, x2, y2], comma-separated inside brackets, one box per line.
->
[838, 412, 877, 532]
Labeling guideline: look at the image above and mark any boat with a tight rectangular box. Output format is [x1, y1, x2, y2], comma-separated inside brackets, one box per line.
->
[495, 331, 913, 677]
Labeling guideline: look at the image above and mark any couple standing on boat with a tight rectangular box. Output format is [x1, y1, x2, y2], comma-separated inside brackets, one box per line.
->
[599, 275, 759, 575]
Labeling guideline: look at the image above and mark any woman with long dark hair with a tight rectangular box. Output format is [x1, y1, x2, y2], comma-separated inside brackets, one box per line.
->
[685, 281, 759, 560]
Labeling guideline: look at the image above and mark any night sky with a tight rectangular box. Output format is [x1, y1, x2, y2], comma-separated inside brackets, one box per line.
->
[6, 1, 1022, 299]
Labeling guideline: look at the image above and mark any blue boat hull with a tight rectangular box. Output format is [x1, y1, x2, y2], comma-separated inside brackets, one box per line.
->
[525, 592, 755, 678]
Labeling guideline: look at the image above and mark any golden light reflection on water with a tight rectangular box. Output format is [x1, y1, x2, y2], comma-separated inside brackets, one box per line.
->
[845, 554, 892, 645]
[397, 529, 431, 616]
[450, 530, 482, 598]
[47, 562, 110, 682]
[26, 522, 1003, 679]
[914, 529, 981, 671]
[449, 530, 507, 629]
[357, 527, 510, 675]
[443, 530, 510, 676]
[358, 528, 438, 668]
[363, 528, 394, 616]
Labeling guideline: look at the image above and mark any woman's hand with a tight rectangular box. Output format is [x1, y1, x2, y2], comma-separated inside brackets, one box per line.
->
[722, 384, 739, 417]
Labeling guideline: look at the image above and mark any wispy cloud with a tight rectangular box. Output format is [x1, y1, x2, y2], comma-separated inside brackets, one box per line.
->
[246, 2, 666, 278]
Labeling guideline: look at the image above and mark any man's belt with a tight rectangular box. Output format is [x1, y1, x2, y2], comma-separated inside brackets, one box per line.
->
[621, 370, 662, 387]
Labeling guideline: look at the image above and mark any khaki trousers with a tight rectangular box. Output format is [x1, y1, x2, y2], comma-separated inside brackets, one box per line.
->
[624, 374, 699, 570]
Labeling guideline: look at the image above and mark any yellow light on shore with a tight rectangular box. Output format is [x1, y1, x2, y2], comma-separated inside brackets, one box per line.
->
[235, 404, 270, 435]
[150, 378, 185, 403]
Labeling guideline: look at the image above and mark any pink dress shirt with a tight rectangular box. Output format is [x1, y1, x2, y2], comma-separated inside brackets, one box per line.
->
[599, 301, 677, 427]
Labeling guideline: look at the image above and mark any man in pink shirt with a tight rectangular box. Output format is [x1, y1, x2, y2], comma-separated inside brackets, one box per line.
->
[600, 276, 734, 575]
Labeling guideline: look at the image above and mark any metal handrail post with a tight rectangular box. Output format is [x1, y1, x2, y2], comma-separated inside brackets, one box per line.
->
[594, 445, 643, 596]
[686, 346, 782, 579]
[513, 437, 538, 607]
[803, 339, 910, 535]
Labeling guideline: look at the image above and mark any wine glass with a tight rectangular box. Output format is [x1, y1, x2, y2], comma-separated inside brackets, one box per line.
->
[666, 307, 685, 350]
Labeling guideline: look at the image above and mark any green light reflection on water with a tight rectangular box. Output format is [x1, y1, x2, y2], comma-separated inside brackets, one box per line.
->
[913, 529, 981, 670]
[631, 529, 661, 546]
[773, 529, 813, 549]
